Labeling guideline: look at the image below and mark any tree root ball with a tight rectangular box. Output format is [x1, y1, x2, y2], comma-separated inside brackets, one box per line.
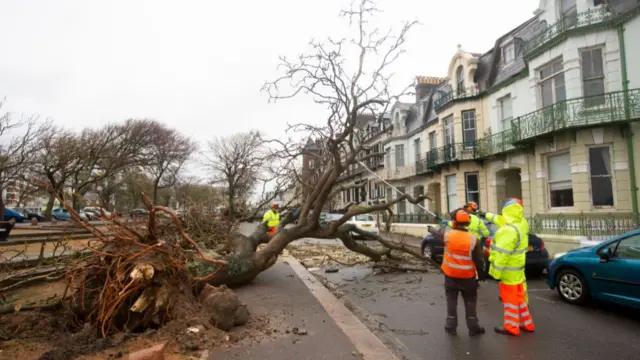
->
[199, 284, 250, 331]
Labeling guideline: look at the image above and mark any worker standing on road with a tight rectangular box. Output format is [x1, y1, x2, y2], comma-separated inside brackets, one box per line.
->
[482, 199, 535, 336]
[441, 209, 486, 337]
[262, 204, 280, 235]
[444, 203, 488, 285]
[478, 198, 531, 304]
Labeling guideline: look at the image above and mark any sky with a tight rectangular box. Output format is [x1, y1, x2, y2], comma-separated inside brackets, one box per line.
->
[0, 0, 540, 176]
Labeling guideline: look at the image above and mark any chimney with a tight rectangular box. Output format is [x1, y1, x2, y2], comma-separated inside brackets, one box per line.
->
[415, 76, 445, 102]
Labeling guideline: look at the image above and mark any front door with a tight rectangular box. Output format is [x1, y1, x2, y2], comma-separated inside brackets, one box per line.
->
[592, 234, 640, 307]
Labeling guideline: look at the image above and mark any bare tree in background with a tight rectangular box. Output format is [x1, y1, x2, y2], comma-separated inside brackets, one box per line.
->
[194, 0, 428, 288]
[204, 132, 266, 221]
[144, 121, 197, 203]
[0, 101, 50, 216]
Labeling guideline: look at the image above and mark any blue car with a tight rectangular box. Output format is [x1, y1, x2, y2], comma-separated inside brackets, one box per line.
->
[547, 229, 640, 308]
[4, 208, 25, 222]
[52, 208, 72, 221]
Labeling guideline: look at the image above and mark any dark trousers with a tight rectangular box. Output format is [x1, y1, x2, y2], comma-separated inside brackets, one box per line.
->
[444, 275, 481, 331]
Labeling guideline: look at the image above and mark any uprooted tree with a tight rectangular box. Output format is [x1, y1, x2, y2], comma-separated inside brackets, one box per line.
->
[199, 0, 435, 288]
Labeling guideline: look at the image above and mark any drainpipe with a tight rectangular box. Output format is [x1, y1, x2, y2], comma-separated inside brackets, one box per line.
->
[617, 25, 640, 221]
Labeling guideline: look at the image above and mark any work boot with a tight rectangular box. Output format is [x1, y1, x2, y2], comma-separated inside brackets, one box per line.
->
[494, 327, 518, 336]
[445, 316, 457, 335]
[466, 317, 485, 336]
[469, 326, 486, 337]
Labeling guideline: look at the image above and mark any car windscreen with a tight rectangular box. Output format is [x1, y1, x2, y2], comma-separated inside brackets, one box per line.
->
[354, 215, 374, 222]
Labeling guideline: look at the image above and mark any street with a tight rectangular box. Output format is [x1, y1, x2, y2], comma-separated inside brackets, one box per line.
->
[282, 233, 639, 360]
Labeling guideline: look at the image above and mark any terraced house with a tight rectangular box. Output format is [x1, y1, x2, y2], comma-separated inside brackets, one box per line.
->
[333, 0, 640, 253]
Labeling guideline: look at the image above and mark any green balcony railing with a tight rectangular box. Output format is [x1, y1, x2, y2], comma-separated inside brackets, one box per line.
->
[528, 212, 639, 238]
[391, 213, 441, 224]
[434, 87, 481, 112]
[476, 128, 519, 157]
[513, 89, 640, 143]
[523, 7, 613, 56]
[423, 143, 480, 169]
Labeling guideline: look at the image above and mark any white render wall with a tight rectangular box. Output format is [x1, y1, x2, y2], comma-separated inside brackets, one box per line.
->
[525, 28, 622, 115]
[487, 77, 530, 132]
[625, 15, 640, 89]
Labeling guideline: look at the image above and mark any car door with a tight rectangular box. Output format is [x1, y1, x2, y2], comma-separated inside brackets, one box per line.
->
[592, 233, 640, 307]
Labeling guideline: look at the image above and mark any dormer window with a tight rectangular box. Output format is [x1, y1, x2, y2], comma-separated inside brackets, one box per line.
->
[561, 0, 578, 27]
[502, 42, 515, 64]
[456, 66, 465, 95]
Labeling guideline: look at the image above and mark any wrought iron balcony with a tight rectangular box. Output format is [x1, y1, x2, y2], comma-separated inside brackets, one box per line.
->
[419, 143, 480, 170]
[338, 163, 367, 180]
[476, 127, 519, 158]
[433, 87, 481, 112]
[523, 7, 613, 56]
[513, 89, 640, 143]
[528, 212, 639, 238]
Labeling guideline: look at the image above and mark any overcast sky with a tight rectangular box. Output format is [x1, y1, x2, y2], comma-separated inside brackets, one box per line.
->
[0, 0, 539, 159]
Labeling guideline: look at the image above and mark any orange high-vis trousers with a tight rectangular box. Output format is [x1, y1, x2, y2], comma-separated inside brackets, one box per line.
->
[266, 226, 277, 235]
[499, 282, 535, 336]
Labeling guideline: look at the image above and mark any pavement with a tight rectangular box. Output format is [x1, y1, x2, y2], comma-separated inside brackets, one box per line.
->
[312, 264, 640, 360]
[207, 261, 367, 360]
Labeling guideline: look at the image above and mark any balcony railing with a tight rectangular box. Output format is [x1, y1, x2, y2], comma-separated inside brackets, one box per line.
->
[476, 128, 518, 157]
[381, 164, 415, 181]
[423, 143, 479, 169]
[513, 89, 640, 143]
[523, 7, 613, 56]
[433, 87, 481, 112]
[528, 212, 639, 239]
[391, 213, 441, 224]
[338, 163, 366, 180]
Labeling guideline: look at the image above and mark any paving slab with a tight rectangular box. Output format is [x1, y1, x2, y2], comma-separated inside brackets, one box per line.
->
[208, 261, 376, 360]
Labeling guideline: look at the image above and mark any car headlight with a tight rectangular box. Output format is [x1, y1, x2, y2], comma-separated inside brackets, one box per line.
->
[553, 252, 567, 259]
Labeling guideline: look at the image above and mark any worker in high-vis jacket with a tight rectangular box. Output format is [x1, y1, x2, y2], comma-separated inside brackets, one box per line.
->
[441, 209, 486, 337]
[444, 202, 489, 284]
[478, 198, 531, 303]
[484, 199, 535, 336]
[262, 204, 280, 235]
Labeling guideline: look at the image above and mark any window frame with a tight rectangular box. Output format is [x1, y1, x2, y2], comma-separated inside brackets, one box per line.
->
[538, 58, 566, 107]
[445, 174, 457, 213]
[428, 131, 437, 150]
[546, 152, 574, 209]
[497, 94, 513, 131]
[502, 42, 515, 64]
[560, 0, 578, 26]
[443, 115, 455, 146]
[580, 47, 606, 108]
[588, 145, 615, 207]
[464, 172, 480, 209]
[461, 110, 477, 148]
[396, 186, 407, 214]
[395, 144, 405, 167]
[456, 66, 465, 95]
[414, 138, 421, 162]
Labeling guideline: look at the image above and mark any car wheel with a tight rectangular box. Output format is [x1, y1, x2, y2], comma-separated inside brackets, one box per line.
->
[422, 244, 434, 259]
[556, 269, 589, 305]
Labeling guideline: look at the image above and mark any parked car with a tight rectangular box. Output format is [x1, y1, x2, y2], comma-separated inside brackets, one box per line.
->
[346, 214, 380, 238]
[4, 208, 26, 222]
[129, 208, 150, 217]
[17, 208, 46, 222]
[420, 220, 549, 276]
[547, 229, 640, 308]
[78, 210, 90, 221]
[84, 207, 111, 219]
[51, 208, 72, 221]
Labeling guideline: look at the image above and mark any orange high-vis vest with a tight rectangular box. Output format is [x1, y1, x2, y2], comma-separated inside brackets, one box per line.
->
[441, 228, 478, 279]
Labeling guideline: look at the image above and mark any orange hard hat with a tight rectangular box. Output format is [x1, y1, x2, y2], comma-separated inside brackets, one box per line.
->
[453, 209, 470, 224]
[271, 204, 280, 209]
[465, 201, 478, 212]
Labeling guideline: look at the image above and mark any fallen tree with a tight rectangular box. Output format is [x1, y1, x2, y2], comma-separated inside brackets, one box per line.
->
[196, 0, 438, 287]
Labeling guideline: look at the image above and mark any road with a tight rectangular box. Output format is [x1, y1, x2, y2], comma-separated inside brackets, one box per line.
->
[309, 262, 640, 360]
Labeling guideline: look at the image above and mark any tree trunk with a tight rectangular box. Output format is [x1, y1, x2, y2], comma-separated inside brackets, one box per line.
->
[0, 196, 5, 222]
[227, 188, 235, 221]
[45, 191, 57, 220]
[153, 179, 160, 204]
